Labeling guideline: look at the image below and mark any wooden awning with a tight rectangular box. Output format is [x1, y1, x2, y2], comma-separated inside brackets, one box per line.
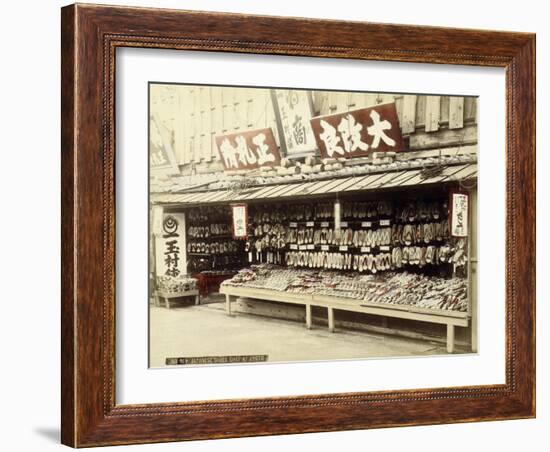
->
[150, 162, 477, 206]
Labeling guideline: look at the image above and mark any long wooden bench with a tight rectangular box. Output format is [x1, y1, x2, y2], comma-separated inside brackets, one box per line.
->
[219, 285, 469, 353]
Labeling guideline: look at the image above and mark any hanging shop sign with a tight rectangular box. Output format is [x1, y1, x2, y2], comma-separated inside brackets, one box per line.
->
[271, 89, 317, 155]
[450, 191, 469, 237]
[310, 102, 404, 159]
[150, 115, 180, 174]
[215, 128, 281, 171]
[231, 204, 248, 239]
[155, 213, 186, 277]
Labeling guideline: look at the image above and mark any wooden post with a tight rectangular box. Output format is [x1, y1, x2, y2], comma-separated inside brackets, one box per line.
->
[328, 307, 335, 333]
[195, 295, 200, 306]
[305, 304, 312, 329]
[165, 298, 171, 309]
[446, 324, 455, 353]
[225, 294, 232, 315]
[153, 292, 160, 307]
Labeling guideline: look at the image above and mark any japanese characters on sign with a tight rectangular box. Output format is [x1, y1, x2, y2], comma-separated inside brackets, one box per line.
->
[215, 128, 281, 171]
[272, 90, 317, 155]
[231, 204, 248, 239]
[155, 213, 186, 277]
[150, 115, 180, 174]
[450, 192, 469, 237]
[310, 102, 404, 159]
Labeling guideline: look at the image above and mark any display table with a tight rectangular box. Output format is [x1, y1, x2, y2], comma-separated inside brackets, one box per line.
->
[154, 289, 200, 309]
[220, 285, 469, 353]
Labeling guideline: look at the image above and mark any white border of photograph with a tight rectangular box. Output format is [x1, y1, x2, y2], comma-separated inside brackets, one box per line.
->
[116, 48, 505, 404]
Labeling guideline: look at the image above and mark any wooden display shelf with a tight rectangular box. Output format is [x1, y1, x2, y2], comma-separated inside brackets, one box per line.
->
[220, 285, 469, 353]
[154, 289, 200, 309]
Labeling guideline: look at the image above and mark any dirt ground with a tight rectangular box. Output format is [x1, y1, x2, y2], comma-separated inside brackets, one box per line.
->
[149, 300, 457, 368]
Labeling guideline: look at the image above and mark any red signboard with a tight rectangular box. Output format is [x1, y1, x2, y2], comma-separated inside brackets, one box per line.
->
[310, 102, 404, 159]
[215, 128, 281, 171]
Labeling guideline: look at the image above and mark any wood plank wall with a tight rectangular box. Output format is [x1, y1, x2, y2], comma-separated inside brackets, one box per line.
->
[150, 85, 477, 169]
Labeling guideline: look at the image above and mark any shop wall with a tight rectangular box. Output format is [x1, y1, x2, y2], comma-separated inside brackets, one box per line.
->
[150, 84, 478, 179]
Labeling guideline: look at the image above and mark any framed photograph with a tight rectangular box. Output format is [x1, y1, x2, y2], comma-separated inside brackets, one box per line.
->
[61, 3, 535, 447]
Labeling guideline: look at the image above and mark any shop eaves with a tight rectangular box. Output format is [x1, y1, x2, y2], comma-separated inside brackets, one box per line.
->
[151, 161, 477, 207]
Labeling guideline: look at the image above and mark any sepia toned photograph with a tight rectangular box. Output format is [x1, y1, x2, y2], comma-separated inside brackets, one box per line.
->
[148, 83, 477, 368]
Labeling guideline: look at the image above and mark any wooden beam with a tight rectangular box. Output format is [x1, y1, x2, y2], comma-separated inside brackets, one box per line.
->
[328, 307, 335, 332]
[447, 324, 455, 353]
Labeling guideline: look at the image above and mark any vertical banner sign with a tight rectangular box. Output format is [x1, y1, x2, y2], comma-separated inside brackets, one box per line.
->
[310, 102, 404, 159]
[450, 192, 469, 237]
[150, 115, 180, 174]
[215, 128, 281, 171]
[271, 90, 317, 155]
[231, 204, 248, 239]
[155, 213, 186, 277]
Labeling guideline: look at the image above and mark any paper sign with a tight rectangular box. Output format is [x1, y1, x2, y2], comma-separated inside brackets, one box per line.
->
[231, 204, 248, 239]
[451, 192, 469, 237]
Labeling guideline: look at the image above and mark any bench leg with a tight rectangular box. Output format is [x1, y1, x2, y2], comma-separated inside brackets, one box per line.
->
[225, 294, 232, 315]
[446, 324, 455, 353]
[328, 307, 335, 333]
[305, 304, 312, 329]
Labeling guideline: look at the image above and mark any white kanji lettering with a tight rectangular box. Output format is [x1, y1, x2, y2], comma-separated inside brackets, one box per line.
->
[319, 120, 345, 157]
[252, 133, 275, 165]
[367, 110, 396, 148]
[235, 135, 257, 166]
[219, 138, 239, 169]
[337, 114, 368, 153]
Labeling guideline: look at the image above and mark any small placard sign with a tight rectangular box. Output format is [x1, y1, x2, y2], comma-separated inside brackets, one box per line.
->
[451, 192, 469, 237]
[231, 204, 248, 239]
[321, 245, 330, 251]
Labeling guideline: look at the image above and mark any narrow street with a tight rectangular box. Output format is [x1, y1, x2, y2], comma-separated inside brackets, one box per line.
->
[149, 302, 454, 367]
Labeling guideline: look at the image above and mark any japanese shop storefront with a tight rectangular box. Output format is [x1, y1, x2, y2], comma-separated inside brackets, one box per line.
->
[150, 87, 478, 352]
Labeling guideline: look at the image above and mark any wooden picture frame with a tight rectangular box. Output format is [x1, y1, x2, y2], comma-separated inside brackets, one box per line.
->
[61, 3, 535, 447]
